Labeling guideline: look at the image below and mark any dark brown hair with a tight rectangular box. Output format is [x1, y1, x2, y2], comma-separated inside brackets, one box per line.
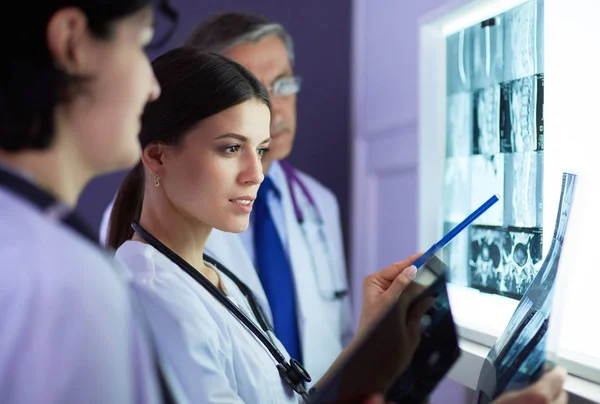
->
[0, 0, 173, 152]
[107, 48, 271, 249]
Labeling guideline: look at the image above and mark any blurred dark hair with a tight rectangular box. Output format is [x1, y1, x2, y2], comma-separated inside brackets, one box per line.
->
[107, 48, 271, 249]
[0, 0, 173, 152]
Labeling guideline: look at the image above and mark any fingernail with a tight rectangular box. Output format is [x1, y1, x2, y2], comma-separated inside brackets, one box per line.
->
[406, 265, 417, 279]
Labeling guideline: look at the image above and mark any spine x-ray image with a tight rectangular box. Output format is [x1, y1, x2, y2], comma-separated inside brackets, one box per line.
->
[504, 152, 543, 228]
[500, 75, 544, 153]
[447, 93, 472, 158]
[470, 155, 504, 226]
[473, 172, 577, 403]
[443, 158, 471, 224]
[473, 85, 501, 156]
[502, 0, 543, 83]
[442, 221, 470, 286]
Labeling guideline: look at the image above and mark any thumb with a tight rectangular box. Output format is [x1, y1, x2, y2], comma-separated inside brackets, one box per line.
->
[361, 393, 385, 404]
[383, 265, 417, 300]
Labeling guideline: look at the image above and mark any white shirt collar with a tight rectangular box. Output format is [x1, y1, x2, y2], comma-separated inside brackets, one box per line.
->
[267, 161, 287, 197]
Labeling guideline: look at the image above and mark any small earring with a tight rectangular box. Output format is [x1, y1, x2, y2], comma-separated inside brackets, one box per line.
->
[154, 175, 161, 187]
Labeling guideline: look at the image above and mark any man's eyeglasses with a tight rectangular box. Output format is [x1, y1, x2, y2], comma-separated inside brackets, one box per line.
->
[265, 76, 302, 98]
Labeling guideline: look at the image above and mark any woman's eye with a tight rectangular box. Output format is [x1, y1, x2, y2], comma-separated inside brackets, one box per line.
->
[258, 147, 270, 159]
[223, 145, 241, 154]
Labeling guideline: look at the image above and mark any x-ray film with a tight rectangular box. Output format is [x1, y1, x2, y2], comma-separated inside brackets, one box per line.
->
[473, 86, 501, 156]
[500, 75, 544, 153]
[468, 225, 542, 299]
[474, 172, 577, 403]
[443, 157, 471, 223]
[447, 30, 472, 95]
[503, 0, 544, 82]
[447, 93, 472, 158]
[471, 17, 504, 90]
[309, 254, 461, 403]
[470, 155, 504, 226]
[443, 221, 470, 286]
[443, 0, 544, 297]
[503, 152, 543, 228]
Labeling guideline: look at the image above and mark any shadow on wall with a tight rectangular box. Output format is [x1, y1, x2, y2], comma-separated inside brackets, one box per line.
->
[77, 0, 351, 249]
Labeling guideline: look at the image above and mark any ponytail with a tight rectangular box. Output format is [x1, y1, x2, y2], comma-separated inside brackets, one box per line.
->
[107, 162, 145, 250]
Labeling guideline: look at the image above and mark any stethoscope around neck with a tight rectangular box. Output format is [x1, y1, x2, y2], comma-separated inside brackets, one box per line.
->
[131, 222, 312, 401]
[279, 161, 348, 300]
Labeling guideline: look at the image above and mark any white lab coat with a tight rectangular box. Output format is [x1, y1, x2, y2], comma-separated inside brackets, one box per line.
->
[116, 240, 300, 404]
[205, 161, 354, 385]
[98, 161, 354, 386]
[0, 187, 162, 403]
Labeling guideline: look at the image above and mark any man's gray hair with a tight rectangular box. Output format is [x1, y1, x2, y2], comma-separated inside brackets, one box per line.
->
[184, 12, 295, 66]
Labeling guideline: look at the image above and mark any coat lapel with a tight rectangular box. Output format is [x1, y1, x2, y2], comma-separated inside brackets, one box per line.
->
[204, 229, 273, 322]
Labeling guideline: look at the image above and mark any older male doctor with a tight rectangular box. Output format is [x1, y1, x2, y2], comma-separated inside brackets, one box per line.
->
[99, 11, 353, 385]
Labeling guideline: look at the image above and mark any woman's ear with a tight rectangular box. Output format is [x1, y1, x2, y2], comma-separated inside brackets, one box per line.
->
[141, 143, 165, 179]
[46, 8, 93, 76]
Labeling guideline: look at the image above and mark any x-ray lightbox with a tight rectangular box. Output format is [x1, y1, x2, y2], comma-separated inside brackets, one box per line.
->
[419, 0, 600, 394]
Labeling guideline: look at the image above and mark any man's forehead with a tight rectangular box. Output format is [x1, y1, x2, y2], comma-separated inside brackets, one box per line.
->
[222, 35, 292, 84]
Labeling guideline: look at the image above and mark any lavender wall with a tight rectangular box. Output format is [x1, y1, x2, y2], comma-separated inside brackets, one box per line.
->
[77, 0, 351, 245]
[350, 0, 473, 402]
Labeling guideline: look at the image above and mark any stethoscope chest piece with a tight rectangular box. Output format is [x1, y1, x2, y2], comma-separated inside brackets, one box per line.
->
[277, 358, 311, 395]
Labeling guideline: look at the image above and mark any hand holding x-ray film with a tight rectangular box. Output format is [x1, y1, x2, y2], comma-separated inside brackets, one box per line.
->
[310, 196, 503, 403]
[474, 173, 577, 403]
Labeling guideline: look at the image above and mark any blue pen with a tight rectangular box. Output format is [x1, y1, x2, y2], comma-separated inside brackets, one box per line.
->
[412, 194, 500, 269]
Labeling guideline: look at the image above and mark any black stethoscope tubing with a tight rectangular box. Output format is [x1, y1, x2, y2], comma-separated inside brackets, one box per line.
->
[131, 222, 312, 400]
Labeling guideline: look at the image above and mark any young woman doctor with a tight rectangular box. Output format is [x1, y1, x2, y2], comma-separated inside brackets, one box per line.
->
[0, 1, 176, 403]
[107, 47, 430, 403]
[107, 47, 568, 404]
